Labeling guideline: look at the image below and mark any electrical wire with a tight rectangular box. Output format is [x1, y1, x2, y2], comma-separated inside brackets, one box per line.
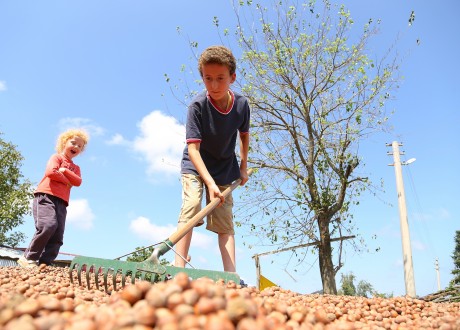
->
[402, 156, 438, 260]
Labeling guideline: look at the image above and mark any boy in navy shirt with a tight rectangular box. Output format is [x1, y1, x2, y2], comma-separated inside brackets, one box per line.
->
[175, 45, 250, 273]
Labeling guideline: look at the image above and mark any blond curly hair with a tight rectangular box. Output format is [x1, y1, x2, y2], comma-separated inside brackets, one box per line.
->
[55, 129, 90, 153]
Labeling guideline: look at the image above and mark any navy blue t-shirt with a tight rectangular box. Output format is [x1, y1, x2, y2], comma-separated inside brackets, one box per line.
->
[181, 89, 250, 185]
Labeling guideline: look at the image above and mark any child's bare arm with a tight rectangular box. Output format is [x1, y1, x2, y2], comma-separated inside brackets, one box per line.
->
[188, 142, 224, 204]
[239, 132, 250, 186]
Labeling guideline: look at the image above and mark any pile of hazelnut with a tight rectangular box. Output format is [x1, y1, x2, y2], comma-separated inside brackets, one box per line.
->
[0, 265, 459, 329]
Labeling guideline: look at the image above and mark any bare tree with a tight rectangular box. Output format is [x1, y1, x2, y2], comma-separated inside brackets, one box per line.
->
[226, 0, 401, 294]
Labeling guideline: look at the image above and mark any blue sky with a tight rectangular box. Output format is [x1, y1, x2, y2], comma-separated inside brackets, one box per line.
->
[1, 0, 459, 297]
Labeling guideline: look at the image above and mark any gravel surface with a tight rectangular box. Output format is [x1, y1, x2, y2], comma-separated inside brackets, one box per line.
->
[0, 265, 459, 329]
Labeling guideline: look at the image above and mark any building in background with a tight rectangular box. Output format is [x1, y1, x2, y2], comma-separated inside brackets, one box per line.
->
[0, 245, 73, 267]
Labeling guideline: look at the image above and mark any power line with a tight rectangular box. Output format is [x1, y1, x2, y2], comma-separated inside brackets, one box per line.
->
[403, 158, 437, 259]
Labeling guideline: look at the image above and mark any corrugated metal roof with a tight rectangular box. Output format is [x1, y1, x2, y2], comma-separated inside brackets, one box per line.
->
[0, 246, 24, 267]
[0, 246, 23, 259]
[0, 245, 74, 268]
[0, 259, 19, 267]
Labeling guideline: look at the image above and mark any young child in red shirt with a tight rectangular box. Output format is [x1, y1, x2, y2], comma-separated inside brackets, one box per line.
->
[18, 129, 89, 267]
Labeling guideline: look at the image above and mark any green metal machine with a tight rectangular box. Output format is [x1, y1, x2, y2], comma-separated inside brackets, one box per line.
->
[69, 169, 252, 292]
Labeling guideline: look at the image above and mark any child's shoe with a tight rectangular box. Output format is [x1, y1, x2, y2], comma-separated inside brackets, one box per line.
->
[17, 255, 38, 268]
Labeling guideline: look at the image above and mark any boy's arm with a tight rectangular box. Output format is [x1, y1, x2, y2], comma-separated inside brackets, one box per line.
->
[239, 132, 250, 186]
[188, 142, 224, 204]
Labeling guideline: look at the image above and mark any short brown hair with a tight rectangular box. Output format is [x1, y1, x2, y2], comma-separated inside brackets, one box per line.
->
[198, 46, 236, 76]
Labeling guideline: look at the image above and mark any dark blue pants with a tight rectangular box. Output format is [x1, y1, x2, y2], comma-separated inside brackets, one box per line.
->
[25, 193, 67, 265]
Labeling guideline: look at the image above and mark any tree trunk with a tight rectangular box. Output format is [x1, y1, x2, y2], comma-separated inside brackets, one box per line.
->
[317, 215, 337, 294]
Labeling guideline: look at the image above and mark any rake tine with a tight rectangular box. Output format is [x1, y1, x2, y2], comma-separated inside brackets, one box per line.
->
[68, 263, 75, 285]
[77, 264, 83, 286]
[113, 269, 118, 292]
[126, 271, 131, 286]
[131, 270, 136, 284]
[86, 265, 92, 289]
[72, 264, 79, 285]
[97, 266, 106, 291]
[104, 268, 110, 293]
[94, 267, 100, 291]
[124, 269, 135, 288]
[121, 270, 126, 289]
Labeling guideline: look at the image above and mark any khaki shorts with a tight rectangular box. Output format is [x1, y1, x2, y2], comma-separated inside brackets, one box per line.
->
[178, 174, 234, 235]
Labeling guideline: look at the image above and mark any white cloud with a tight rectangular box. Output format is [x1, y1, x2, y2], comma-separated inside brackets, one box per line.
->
[67, 199, 95, 230]
[188, 231, 214, 249]
[0, 81, 6, 92]
[106, 133, 130, 146]
[129, 216, 213, 249]
[133, 110, 185, 176]
[58, 117, 105, 137]
[129, 216, 176, 241]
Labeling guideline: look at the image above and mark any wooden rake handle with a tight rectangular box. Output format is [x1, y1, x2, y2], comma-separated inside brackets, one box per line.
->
[168, 168, 253, 245]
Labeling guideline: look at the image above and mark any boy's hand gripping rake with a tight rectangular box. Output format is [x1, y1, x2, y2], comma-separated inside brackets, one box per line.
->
[69, 169, 252, 292]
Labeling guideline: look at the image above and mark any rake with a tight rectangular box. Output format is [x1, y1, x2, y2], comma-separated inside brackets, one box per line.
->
[69, 169, 252, 292]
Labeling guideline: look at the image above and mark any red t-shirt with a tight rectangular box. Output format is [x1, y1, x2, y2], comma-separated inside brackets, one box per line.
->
[35, 153, 82, 205]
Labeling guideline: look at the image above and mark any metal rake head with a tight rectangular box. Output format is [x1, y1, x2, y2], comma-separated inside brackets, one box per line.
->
[69, 256, 166, 292]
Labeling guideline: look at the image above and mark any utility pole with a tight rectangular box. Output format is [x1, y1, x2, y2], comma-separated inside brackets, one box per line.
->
[435, 258, 441, 291]
[387, 141, 416, 297]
